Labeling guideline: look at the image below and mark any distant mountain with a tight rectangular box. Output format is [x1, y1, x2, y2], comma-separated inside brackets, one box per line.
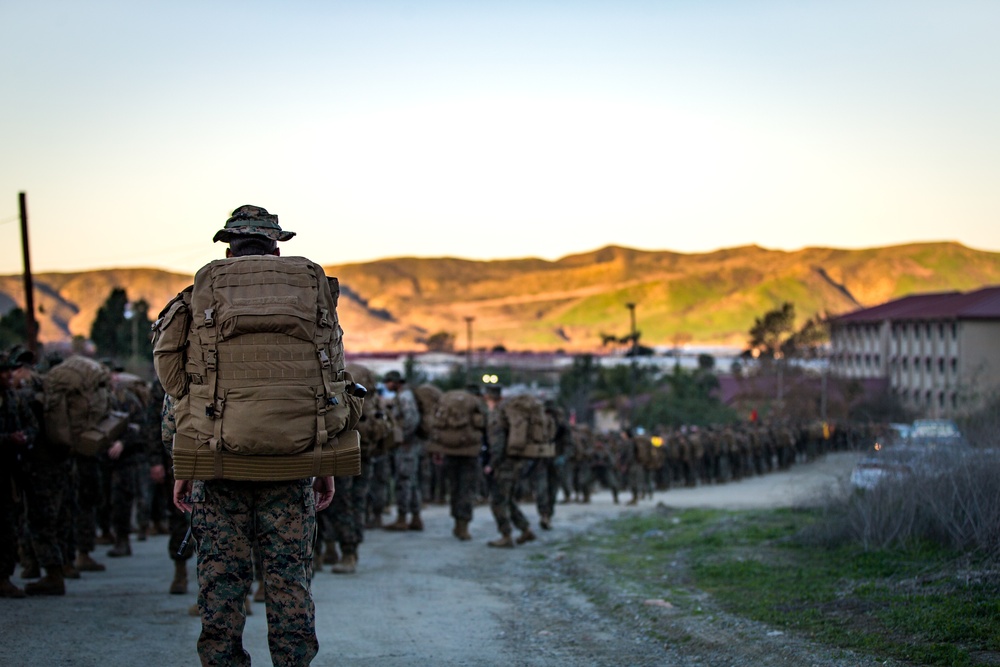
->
[3, 242, 999, 353]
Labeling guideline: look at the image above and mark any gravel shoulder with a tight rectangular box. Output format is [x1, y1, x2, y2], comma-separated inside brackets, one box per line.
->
[0, 452, 877, 666]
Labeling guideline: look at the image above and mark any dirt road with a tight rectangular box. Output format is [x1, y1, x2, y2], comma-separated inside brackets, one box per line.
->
[0, 452, 870, 666]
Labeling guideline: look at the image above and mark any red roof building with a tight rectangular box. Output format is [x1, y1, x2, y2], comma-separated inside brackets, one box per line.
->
[829, 286, 1000, 417]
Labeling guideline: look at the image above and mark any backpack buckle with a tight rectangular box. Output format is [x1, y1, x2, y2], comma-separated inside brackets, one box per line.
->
[204, 308, 215, 327]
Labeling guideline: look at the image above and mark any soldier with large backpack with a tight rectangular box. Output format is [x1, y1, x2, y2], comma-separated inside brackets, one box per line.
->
[427, 385, 487, 541]
[483, 387, 546, 548]
[152, 205, 362, 666]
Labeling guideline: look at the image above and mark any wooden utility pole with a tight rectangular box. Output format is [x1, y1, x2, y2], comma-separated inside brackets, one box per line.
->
[464, 316, 475, 383]
[19, 192, 39, 354]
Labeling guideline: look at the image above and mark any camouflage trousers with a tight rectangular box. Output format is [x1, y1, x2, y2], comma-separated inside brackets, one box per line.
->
[1, 471, 17, 577]
[165, 460, 194, 562]
[367, 454, 390, 520]
[109, 458, 144, 540]
[319, 470, 370, 555]
[489, 458, 530, 536]
[569, 460, 592, 496]
[72, 455, 104, 553]
[18, 458, 69, 567]
[192, 479, 318, 667]
[443, 454, 479, 522]
[529, 457, 560, 518]
[393, 442, 423, 515]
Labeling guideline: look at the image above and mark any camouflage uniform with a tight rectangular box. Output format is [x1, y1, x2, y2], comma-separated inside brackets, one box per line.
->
[107, 380, 149, 555]
[486, 400, 531, 539]
[1, 375, 38, 583]
[191, 478, 318, 667]
[160, 395, 194, 564]
[15, 371, 70, 574]
[387, 386, 422, 520]
[165, 206, 325, 665]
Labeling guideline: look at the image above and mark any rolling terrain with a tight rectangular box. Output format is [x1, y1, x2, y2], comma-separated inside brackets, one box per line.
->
[3, 242, 999, 353]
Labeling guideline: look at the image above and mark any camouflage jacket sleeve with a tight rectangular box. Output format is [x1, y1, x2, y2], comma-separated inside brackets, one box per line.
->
[0, 387, 39, 449]
[161, 394, 176, 458]
[487, 405, 510, 468]
[396, 389, 420, 443]
[114, 390, 148, 460]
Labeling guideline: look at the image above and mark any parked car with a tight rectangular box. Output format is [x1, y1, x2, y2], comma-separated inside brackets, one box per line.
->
[909, 419, 966, 447]
[850, 420, 969, 490]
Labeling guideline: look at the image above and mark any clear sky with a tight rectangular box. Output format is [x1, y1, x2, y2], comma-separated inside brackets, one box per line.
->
[2, 1, 998, 275]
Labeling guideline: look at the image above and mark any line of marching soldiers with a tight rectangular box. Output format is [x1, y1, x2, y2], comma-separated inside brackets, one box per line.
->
[562, 419, 880, 506]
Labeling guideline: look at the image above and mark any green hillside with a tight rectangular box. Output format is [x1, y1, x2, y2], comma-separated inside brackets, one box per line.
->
[2, 242, 999, 352]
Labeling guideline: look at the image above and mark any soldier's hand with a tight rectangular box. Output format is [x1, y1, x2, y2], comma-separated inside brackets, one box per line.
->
[313, 476, 335, 511]
[173, 479, 193, 513]
[150, 464, 166, 483]
[108, 440, 124, 460]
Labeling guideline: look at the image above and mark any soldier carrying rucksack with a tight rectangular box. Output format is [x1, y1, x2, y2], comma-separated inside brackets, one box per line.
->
[150, 205, 363, 665]
[428, 385, 488, 541]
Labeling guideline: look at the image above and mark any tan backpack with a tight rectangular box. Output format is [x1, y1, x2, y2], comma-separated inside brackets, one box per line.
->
[152, 255, 363, 481]
[346, 363, 394, 460]
[43, 356, 126, 456]
[502, 394, 556, 459]
[412, 383, 443, 439]
[427, 389, 486, 457]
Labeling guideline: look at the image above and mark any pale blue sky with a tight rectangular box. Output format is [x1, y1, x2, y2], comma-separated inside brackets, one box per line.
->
[2, 1, 998, 274]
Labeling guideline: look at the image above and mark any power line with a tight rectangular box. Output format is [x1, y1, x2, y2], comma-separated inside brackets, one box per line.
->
[0, 214, 20, 225]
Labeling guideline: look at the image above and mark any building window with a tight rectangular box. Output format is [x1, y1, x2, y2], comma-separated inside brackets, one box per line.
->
[902, 358, 909, 370]
[952, 322, 958, 339]
[926, 390, 932, 406]
[951, 358, 958, 374]
[938, 392, 945, 408]
[914, 325, 920, 340]
[952, 393, 958, 409]
[925, 357, 932, 372]
[938, 323, 945, 339]
[927, 324, 933, 338]
[938, 358, 945, 374]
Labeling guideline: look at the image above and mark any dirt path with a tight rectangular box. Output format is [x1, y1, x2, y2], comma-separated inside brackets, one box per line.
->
[0, 452, 876, 666]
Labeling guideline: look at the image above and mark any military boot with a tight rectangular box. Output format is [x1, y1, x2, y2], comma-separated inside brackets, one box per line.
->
[487, 532, 515, 548]
[452, 519, 472, 541]
[74, 551, 106, 572]
[24, 567, 65, 596]
[20, 563, 40, 579]
[516, 528, 537, 545]
[253, 578, 266, 603]
[626, 496, 638, 506]
[108, 536, 132, 557]
[0, 577, 25, 598]
[539, 515, 552, 530]
[322, 541, 340, 565]
[408, 513, 424, 531]
[62, 562, 81, 579]
[169, 560, 188, 595]
[384, 512, 409, 531]
[329, 550, 357, 574]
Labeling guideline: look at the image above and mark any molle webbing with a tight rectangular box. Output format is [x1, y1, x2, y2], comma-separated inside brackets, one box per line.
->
[215, 335, 324, 388]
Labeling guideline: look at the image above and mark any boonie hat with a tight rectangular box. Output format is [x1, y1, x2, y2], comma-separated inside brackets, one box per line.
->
[213, 205, 295, 243]
[382, 370, 404, 384]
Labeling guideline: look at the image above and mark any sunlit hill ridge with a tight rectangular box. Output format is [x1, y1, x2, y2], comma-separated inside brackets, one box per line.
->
[2, 242, 999, 353]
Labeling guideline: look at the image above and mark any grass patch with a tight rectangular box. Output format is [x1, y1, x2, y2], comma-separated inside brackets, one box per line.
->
[561, 508, 1000, 666]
